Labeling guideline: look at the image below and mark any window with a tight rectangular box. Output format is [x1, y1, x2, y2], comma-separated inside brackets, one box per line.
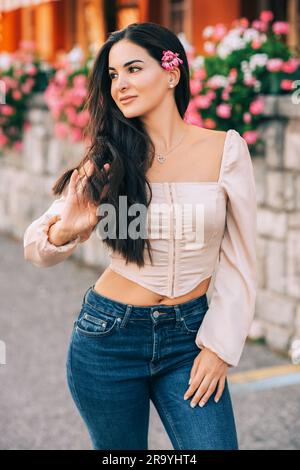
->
[169, 0, 192, 40]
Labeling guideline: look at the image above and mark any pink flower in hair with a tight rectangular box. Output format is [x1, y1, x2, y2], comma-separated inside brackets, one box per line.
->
[161, 50, 183, 71]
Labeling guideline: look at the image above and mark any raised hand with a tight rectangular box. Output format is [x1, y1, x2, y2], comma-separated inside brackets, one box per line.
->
[47, 161, 110, 245]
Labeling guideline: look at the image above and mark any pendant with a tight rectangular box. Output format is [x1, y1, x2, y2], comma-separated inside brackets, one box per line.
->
[156, 155, 166, 164]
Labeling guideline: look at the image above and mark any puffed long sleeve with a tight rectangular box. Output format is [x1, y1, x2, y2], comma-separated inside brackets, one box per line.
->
[23, 196, 81, 268]
[195, 129, 258, 368]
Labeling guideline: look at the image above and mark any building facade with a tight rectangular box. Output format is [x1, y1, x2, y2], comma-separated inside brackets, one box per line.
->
[0, 0, 299, 62]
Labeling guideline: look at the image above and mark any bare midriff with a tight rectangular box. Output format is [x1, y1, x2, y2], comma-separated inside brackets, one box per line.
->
[94, 268, 212, 306]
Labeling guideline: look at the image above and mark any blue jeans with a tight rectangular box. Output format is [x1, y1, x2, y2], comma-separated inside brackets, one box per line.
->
[66, 285, 239, 450]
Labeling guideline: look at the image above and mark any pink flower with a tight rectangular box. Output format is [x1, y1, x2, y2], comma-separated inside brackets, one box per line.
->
[26, 78, 35, 88]
[73, 74, 87, 88]
[252, 38, 262, 49]
[260, 10, 274, 23]
[249, 98, 264, 115]
[216, 103, 232, 119]
[193, 68, 206, 81]
[76, 110, 90, 128]
[194, 95, 211, 109]
[228, 68, 238, 84]
[186, 99, 197, 114]
[282, 58, 299, 74]
[1, 105, 15, 116]
[229, 68, 238, 78]
[5, 77, 17, 89]
[65, 106, 77, 122]
[272, 22, 289, 35]
[244, 76, 256, 86]
[55, 69, 67, 86]
[266, 58, 283, 72]
[54, 122, 69, 139]
[213, 23, 227, 41]
[12, 90, 22, 100]
[203, 118, 216, 129]
[243, 112, 252, 124]
[243, 130, 258, 145]
[21, 78, 34, 94]
[68, 87, 86, 106]
[207, 76, 225, 89]
[206, 90, 216, 100]
[70, 127, 83, 143]
[184, 111, 203, 127]
[27, 65, 37, 76]
[161, 50, 183, 71]
[239, 17, 249, 29]
[221, 85, 232, 101]
[252, 20, 268, 32]
[281, 79, 294, 91]
[203, 41, 215, 55]
[52, 108, 62, 120]
[189, 79, 202, 96]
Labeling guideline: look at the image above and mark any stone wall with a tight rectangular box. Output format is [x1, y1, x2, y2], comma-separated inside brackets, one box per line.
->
[252, 95, 300, 357]
[1, 93, 300, 359]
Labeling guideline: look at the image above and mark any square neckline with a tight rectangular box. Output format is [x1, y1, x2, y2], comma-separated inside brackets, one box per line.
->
[147, 129, 232, 186]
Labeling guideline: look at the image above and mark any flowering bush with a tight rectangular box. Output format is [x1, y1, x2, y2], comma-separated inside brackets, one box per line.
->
[0, 41, 54, 154]
[185, 10, 300, 148]
[44, 48, 93, 144]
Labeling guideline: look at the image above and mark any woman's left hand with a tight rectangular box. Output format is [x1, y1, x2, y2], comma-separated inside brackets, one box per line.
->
[183, 347, 229, 407]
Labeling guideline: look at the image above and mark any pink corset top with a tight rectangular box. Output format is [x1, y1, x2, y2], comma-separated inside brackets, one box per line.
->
[107, 181, 227, 298]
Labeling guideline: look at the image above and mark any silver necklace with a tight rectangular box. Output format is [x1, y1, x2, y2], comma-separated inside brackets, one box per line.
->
[154, 130, 188, 164]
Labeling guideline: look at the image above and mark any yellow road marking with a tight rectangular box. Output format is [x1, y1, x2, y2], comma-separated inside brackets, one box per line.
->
[228, 364, 300, 384]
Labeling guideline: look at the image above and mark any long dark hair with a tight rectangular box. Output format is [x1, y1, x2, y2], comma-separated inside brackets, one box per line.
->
[52, 22, 191, 267]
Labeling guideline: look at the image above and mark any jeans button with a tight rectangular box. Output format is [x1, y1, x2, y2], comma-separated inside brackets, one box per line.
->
[153, 310, 160, 318]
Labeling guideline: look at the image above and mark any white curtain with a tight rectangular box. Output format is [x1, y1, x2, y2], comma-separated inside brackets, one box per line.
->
[0, 0, 58, 11]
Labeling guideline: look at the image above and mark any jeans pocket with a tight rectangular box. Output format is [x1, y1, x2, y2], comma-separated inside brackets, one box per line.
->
[180, 307, 207, 334]
[75, 304, 121, 338]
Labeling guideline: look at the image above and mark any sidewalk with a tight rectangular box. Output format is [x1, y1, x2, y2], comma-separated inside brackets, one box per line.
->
[0, 233, 299, 450]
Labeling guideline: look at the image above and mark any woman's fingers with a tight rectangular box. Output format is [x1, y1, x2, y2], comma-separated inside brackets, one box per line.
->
[83, 160, 94, 178]
[68, 169, 80, 196]
[42, 214, 61, 234]
[78, 160, 95, 179]
[77, 174, 87, 192]
[70, 161, 110, 202]
[193, 376, 218, 407]
[214, 375, 226, 403]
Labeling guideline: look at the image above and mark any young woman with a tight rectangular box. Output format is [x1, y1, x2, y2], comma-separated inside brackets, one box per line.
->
[23, 22, 257, 450]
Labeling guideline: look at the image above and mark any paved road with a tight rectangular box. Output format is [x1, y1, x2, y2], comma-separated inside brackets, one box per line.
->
[1, 233, 299, 450]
